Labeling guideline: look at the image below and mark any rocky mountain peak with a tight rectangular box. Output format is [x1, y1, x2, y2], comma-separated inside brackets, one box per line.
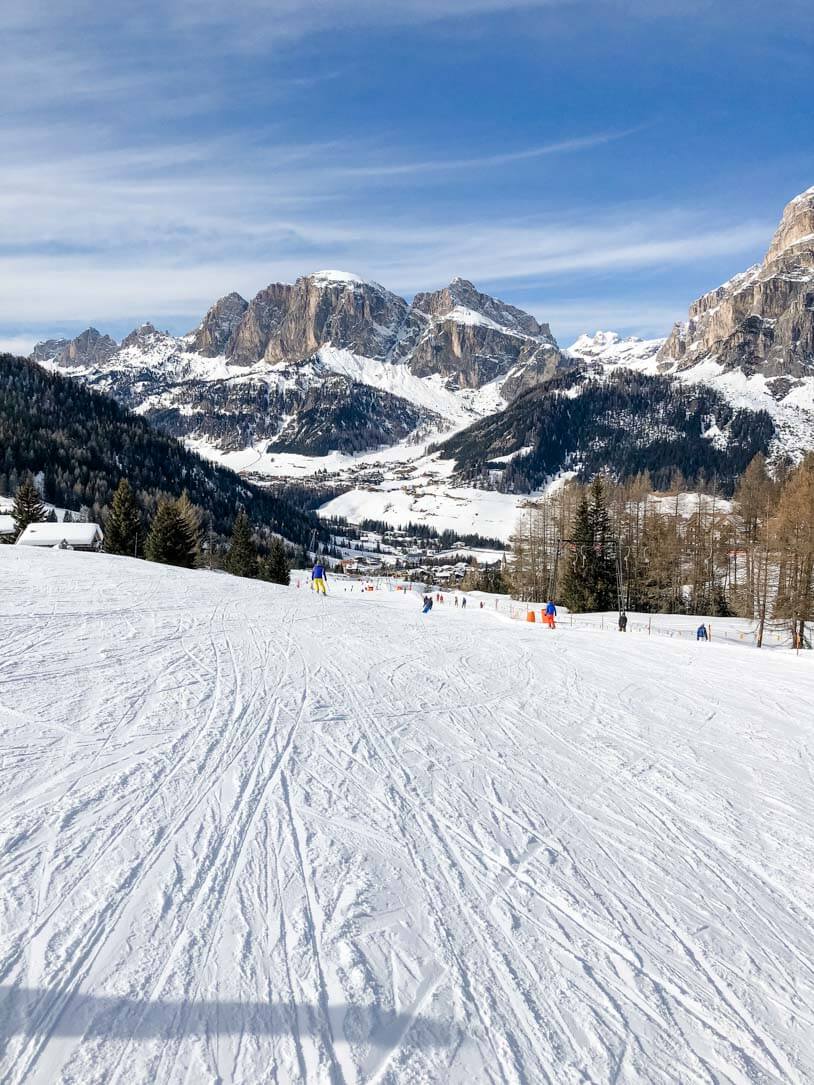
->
[411, 278, 547, 339]
[766, 186, 814, 264]
[120, 323, 164, 349]
[32, 327, 119, 369]
[567, 331, 664, 371]
[189, 292, 249, 357]
[658, 184, 814, 379]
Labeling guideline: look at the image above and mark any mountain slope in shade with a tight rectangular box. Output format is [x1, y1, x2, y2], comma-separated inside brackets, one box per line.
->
[437, 368, 774, 496]
[0, 351, 321, 546]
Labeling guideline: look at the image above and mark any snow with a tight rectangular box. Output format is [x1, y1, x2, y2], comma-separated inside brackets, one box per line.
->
[676, 359, 814, 455]
[0, 514, 15, 536]
[308, 270, 371, 288]
[567, 331, 664, 373]
[314, 346, 505, 424]
[1, 547, 813, 1084]
[318, 481, 534, 541]
[442, 306, 530, 338]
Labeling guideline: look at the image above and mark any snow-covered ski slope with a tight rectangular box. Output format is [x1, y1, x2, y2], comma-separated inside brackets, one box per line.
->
[1, 549, 813, 1085]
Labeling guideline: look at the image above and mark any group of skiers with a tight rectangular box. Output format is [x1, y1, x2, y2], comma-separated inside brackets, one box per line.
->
[312, 563, 713, 643]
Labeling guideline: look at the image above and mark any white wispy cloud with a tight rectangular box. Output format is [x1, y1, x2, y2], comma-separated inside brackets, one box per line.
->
[330, 130, 641, 178]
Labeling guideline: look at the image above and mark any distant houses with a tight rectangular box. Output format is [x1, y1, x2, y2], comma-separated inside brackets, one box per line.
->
[16, 522, 104, 551]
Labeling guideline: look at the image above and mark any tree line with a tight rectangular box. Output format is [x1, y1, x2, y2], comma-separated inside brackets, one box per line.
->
[7, 473, 293, 584]
[510, 455, 814, 647]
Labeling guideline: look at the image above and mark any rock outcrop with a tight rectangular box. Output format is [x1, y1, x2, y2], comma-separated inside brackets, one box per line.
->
[399, 277, 567, 392]
[31, 327, 118, 369]
[658, 186, 814, 377]
[189, 292, 248, 357]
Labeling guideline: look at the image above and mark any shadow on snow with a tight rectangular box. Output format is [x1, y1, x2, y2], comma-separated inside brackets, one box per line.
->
[0, 986, 456, 1047]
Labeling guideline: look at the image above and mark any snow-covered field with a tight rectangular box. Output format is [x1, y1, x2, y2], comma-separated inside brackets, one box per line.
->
[1, 549, 813, 1084]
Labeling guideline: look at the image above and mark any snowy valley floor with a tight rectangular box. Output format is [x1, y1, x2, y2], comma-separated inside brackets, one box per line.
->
[1, 550, 813, 1085]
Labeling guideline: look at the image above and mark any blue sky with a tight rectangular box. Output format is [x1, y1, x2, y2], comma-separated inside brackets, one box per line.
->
[1, 0, 812, 353]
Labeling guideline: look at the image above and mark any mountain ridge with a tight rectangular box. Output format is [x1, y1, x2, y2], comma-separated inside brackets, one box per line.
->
[26, 186, 814, 513]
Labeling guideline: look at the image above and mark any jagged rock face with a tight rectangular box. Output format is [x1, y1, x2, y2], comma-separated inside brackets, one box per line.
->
[658, 187, 814, 377]
[213, 274, 409, 367]
[32, 327, 118, 368]
[259, 274, 409, 365]
[213, 272, 564, 394]
[400, 277, 566, 391]
[30, 337, 70, 363]
[411, 277, 545, 337]
[501, 342, 573, 400]
[189, 292, 248, 356]
[227, 283, 293, 366]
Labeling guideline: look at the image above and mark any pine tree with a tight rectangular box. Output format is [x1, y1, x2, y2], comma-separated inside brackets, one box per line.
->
[561, 493, 594, 612]
[145, 499, 198, 568]
[226, 509, 258, 578]
[105, 479, 141, 557]
[12, 476, 47, 538]
[587, 477, 616, 611]
[560, 479, 616, 613]
[261, 536, 291, 586]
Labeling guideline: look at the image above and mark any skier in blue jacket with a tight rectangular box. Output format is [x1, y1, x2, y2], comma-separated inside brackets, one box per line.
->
[696, 624, 708, 641]
[311, 562, 327, 594]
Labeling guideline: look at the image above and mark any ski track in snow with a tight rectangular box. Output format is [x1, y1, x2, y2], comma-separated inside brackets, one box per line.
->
[1, 549, 813, 1084]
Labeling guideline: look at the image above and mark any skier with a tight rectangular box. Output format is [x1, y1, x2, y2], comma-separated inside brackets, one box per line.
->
[544, 599, 557, 628]
[422, 594, 433, 614]
[618, 612, 628, 632]
[311, 561, 327, 595]
[454, 596, 459, 608]
[696, 623, 708, 641]
[461, 597, 467, 609]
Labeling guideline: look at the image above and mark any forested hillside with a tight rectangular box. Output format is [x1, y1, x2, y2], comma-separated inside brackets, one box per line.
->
[0, 354, 321, 545]
[439, 370, 775, 495]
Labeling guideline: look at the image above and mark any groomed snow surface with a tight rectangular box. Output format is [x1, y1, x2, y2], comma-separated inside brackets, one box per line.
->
[1, 549, 813, 1085]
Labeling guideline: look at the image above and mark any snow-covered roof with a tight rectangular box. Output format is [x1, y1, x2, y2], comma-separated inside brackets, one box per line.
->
[16, 522, 103, 547]
[0, 514, 15, 535]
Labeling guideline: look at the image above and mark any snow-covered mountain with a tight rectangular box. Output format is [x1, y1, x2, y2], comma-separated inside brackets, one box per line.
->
[25, 186, 814, 535]
[566, 330, 664, 371]
[31, 272, 570, 456]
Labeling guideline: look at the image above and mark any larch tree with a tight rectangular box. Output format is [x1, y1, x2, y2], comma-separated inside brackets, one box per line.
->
[772, 455, 814, 648]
